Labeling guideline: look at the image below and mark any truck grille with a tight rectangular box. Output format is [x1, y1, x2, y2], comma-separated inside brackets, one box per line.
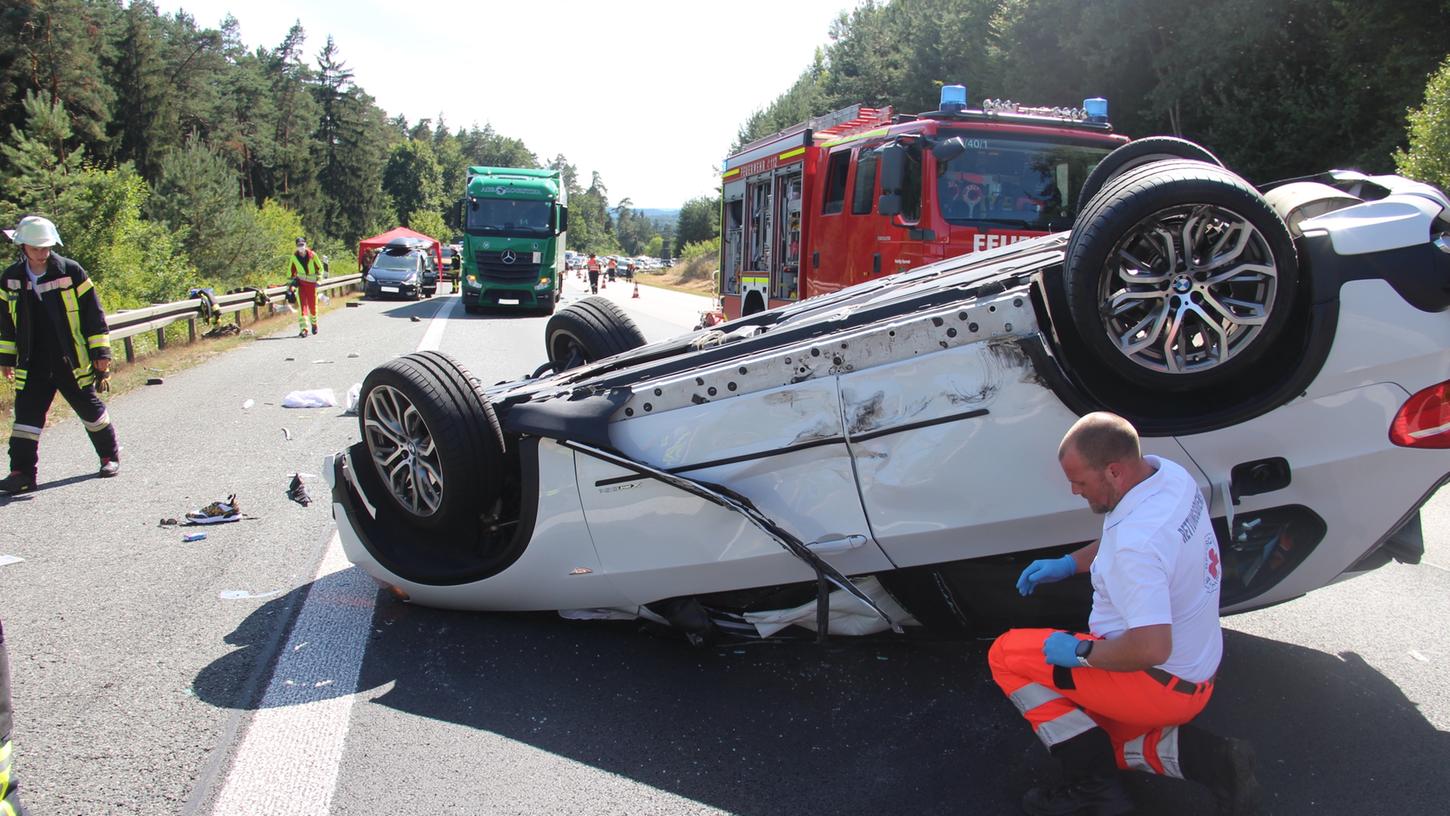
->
[475, 250, 541, 282]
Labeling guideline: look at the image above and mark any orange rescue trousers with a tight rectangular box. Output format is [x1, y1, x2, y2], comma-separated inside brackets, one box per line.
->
[989, 628, 1213, 778]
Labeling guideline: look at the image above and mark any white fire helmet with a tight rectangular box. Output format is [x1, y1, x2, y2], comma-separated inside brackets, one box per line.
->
[12, 216, 62, 248]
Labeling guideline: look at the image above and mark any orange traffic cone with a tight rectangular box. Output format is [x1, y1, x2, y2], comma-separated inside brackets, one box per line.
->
[632, 281, 640, 298]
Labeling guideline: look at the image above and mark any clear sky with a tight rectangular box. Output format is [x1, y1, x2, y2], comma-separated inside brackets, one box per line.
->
[157, 0, 859, 210]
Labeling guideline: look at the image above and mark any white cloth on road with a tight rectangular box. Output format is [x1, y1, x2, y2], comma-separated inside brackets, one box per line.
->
[282, 388, 338, 408]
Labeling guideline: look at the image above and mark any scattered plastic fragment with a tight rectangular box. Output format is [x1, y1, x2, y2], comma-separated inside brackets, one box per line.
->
[284, 357, 295, 361]
[312, 359, 335, 364]
[146, 377, 164, 385]
[410, 316, 421, 322]
[287, 473, 312, 507]
[347, 352, 360, 358]
[344, 383, 362, 414]
[282, 427, 293, 441]
[0, 554, 24, 568]
[242, 399, 255, 410]
[183, 532, 206, 542]
[282, 388, 337, 408]
[345, 301, 361, 308]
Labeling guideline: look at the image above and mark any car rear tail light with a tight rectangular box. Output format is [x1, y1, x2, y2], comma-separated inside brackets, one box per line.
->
[1391, 380, 1450, 448]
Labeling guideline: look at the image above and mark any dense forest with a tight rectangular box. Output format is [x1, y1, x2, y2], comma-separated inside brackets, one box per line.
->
[738, 0, 1450, 183]
[2, 0, 1449, 311]
[0, 0, 688, 310]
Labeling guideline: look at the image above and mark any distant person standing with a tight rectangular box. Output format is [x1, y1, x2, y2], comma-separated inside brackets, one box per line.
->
[606, 256, 618, 282]
[585, 253, 601, 294]
[288, 237, 324, 337]
[0, 216, 120, 494]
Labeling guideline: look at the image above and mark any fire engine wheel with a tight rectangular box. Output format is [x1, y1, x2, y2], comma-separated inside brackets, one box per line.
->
[544, 296, 647, 371]
[1063, 162, 1298, 392]
[358, 352, 505, 532]
[1076, 137, 1224, 214]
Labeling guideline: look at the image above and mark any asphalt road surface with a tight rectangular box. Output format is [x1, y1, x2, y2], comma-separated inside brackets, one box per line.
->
[1, 276, 1447, 815]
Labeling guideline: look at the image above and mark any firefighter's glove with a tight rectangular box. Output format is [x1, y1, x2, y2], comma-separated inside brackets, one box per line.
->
[1016, 554, 1076, 596]
[95, 368, 111, 393]
[1043, 632, 1084, 668]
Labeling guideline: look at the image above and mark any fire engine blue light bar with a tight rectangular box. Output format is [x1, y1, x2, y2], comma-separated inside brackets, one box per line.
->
[1084, 97, 1109, 120]
[940, 84, 967, 113]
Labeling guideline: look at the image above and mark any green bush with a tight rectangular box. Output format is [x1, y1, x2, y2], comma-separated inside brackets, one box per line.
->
[1396, 56, 1450, 192]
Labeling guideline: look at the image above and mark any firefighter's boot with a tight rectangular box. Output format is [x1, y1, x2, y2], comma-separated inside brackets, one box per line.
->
[1022, 728, 1134, 815]
[1178, 725, 1262, 816]
[0, 472, 36, 495]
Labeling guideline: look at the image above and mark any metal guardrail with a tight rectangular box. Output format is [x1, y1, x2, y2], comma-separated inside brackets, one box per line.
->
[106, 274, 363, 361]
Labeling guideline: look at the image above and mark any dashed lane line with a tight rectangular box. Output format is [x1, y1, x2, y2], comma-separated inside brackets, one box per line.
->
[203, 294, 456, 814]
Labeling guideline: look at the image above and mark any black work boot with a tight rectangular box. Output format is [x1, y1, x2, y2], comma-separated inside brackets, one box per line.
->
[0, 471, 36, 494]
[1023, 728, 1134, 815]
[1179, 725, 1262, 816]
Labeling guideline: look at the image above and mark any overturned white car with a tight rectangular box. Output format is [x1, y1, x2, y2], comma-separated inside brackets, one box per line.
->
[326, 142, 1450, 642]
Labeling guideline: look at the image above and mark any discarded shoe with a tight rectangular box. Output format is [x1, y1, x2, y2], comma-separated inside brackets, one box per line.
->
[287, 473, 312, 506]
[186, 494, 241, 524]
[0, 471, 37, 494]
[98, 458, 120, 477]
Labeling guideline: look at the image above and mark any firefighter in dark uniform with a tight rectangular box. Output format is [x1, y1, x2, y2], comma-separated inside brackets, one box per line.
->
[1, 618, 28, 815]
[0, 216, 119, 494]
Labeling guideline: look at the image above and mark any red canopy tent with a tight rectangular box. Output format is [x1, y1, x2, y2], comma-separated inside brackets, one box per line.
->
[356, 227, 443, 272]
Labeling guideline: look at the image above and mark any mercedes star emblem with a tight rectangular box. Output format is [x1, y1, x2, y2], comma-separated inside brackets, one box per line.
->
[501, 250, 517, 265]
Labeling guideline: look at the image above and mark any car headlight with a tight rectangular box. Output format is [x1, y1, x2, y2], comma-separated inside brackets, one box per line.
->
[365, 273, 375, 282]
[404, 274, 417, 284]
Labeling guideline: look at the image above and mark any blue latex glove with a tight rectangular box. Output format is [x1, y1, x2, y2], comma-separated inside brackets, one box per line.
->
[1016, 554, 1077, 596]
[1044, 632, 1083, 668]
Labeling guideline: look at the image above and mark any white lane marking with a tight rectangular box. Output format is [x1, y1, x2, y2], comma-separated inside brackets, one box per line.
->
[419, 294, 459, 352]
[211, 296, 457, 814]
[209, 537, 372, 814]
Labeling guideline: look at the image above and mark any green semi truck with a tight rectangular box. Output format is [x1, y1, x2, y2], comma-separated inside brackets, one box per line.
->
[456, 166, 568, 314]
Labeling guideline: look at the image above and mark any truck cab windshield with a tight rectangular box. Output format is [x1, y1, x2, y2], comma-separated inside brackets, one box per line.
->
[936, 136, 1113, 232]
[467, 198, 553, 236]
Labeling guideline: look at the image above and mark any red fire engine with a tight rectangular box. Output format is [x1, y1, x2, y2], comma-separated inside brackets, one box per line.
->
[715, 85, 1130, 320]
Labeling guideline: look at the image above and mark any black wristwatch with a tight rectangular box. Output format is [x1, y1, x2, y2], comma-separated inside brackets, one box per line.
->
[1075, 639, 1094, 668]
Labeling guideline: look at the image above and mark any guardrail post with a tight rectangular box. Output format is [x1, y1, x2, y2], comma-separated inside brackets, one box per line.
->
[156, 327, 166, 350]
[123, 337, 135, 363]
[252, 304, 259, 322]
[188, 318, 196, 343]
[234, 310, 242, 328]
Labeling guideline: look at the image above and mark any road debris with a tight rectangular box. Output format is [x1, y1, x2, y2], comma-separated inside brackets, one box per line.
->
[282, 388, 337, 408]
[185, 494, 241, 525]
[287, 473, 312, 507]
[311, 359, 335, 364]
[218, 589, 281, 601]
[183, 532, 207, 542]
[345, 301, 361, 308]
[282, 427, 292, 441]
[344, 383, 362, 414]
[242, 399, 255, 410]
[347, 352, 360, 358]
[146, 377, 164, 385]
[158, 517, 179, 527]
[410, 316, 421, 322]
[0, 554, 24, 568]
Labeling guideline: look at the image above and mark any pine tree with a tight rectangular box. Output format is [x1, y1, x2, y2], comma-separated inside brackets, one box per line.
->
[1, 89, 84, 215]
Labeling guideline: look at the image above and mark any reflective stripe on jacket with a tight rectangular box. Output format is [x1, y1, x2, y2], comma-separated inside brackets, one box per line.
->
[289, 251, 323, 285]
[0, 254, 111, 389]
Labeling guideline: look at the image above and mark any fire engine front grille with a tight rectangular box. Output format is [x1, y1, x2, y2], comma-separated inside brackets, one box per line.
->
[475, 251, 541, 282]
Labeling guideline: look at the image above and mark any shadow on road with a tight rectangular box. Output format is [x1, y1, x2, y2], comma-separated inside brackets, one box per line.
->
[190, 592, 1448, 815]
[353, 296, 451, 320]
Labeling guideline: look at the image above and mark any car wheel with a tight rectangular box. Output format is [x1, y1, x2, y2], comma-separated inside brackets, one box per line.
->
[1076, 136, 1224, 215]
[464, 302, 483, 315]
[1063, 162, 1299, 391]
[357, 352, 505, 532]
[544, 295, 646, 371]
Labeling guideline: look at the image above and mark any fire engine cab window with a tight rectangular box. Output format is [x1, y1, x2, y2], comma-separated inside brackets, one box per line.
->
[851, 149, 879, 214]
[466, 198, 553, 236]
[936, 138, 1113, 232]
[822, 151, 850, 215]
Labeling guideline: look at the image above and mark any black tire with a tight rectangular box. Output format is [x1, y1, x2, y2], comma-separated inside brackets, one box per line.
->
[464, 302, 483, 315]
[357, 352, 505, 532]
[1077, 137, 1224, 215]
[1063, 163, 1299, 391]
[544, 295, 646, 371]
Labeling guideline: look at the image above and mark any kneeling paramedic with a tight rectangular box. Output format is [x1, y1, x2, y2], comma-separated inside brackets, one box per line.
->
[989, 412, 1260, 815]
[0, 216, 119, 494]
